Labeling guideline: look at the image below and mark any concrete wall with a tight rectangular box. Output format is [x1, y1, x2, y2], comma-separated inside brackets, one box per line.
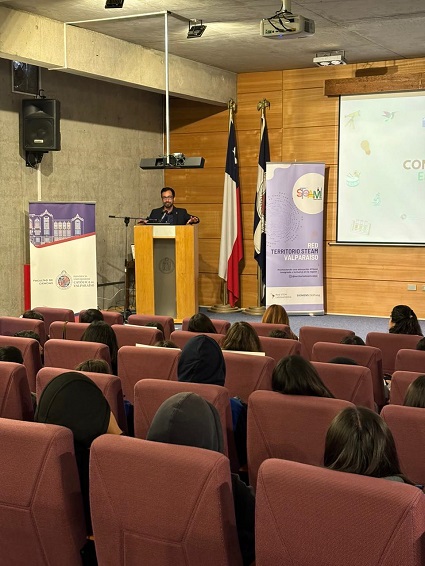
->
[0, 57, 164, 315]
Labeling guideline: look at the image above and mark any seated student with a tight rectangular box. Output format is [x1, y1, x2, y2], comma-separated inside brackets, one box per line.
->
[328, 356, 359, 365]
[222, 322, 262, 353]
[340, 335, 365, 345]
[268, 329, 289, 339]
[416, 337, 425, 351]
[79, 309, 104, 323]
[81, 321, 118, 374]
[187, 312, 217, 334]
[14, 330, 44, 359]
[262, 304, 298, 340]
[154, 339, 179, 349]
[403, 374, 425, 408]
[272, 354, 334, 398]
[144, 321, 165, 338]
[0, 345, 24, 364]
[21, 309, 44, 321]
[324, 406, 414, 484]
[75, 359, 112, 374]
[389, 305, 423, 336]
[147, 392, 255, 566]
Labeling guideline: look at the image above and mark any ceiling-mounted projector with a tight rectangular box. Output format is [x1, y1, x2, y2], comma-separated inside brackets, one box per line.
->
[260, 15, 315, 39]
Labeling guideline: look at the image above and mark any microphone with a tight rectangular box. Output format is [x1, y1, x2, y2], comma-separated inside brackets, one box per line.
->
[160, 211, 167, 223]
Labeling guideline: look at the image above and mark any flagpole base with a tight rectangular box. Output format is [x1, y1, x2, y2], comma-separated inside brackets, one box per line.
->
[244, 306, 266, 316]
[208, 304, 242, 313]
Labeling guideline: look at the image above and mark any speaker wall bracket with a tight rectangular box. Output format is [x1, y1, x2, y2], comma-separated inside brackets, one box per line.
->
[25, 151, 47, 168]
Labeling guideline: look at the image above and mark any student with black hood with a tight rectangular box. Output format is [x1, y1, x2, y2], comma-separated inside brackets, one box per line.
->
[147, 392, 255, 566]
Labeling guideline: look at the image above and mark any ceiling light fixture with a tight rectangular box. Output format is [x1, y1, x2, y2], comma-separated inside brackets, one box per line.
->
[313, 50, 347, 66]
[187, 19, 207, 39]
[105, 0, 124, 8]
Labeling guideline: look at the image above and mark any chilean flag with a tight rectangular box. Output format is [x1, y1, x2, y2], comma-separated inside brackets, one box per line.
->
[218, 116, 243, 307]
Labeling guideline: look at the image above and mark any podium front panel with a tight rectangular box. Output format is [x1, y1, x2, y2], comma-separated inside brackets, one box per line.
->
[153, 238, 176, 317]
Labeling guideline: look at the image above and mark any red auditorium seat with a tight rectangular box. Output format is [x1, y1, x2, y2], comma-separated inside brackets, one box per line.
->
[0, 315, 46, 345]
[0, 335, 42, 392]
[127, 314, 175, 339]
[44, 339, 111, 371]
[170, 330, 225, 349]
[0, 362, 33, 421]
[390, 371, 424, 405]
[222, 351, 275, 403]
[299, 325, 355, 360]
[366, 332, 422, 375]
[181, 317, 230, 334]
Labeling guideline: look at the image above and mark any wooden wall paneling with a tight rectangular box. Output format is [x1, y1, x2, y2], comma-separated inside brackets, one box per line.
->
[282, 65, 355, 90]
[168, 131, 229, 169]
[238, 128, 282, 168]
[164, 170, 230, 203]
[235, 91, 283, 130]
[325, 74, 425, 97]
[325, 201, 337, 241]
[238, 71, 283, 94]
[282, 126, 338, 164]
[391, 58, 425, 74]
[239, 166, 259, 193]
[325, 166, 338, 203]
[198, 272, 222, 306]
[199, 238, 258, 277]
[283, 87, 340, 128]
[239, 274, 258, 307]
[170, 98, 227, 134]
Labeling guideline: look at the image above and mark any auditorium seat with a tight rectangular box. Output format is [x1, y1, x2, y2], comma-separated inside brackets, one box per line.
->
[181, 317, 230, 334]
[311, 342, 386, 409]
[247, 390, 354, 489]
[36, 367, 127, 433]
[49, 321, 90, 340]
[299, 325, 355, 360]
[117, 345, 180, 404]
[44, 339, 111, 371]
[90, 435, 242, 566]
[222, 351, 275, 403]
[112, 324, 162, 348]
[258, 335, 301, 363]
[311, 361, 375, 410]
[33, 306, 75, 336]
[247, 322, 291, 337]
[127, 314, 175, 339]
[0, 315, 46, 345]
[78, 309, 124, 326]
[170, 330, 225, 349]
[395, 349, 425, 373]
[0, 362, 33, 421]
[0, 335, 42, 392]
[390, 371, 424, 405]
[255, 458, 425, 566]
[381, 404, 425, 487]
[0, 418, 86, 565]
[366, 332, 422, 375]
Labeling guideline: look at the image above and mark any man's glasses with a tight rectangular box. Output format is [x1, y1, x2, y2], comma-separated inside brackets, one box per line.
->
[162, 196, 174, 200]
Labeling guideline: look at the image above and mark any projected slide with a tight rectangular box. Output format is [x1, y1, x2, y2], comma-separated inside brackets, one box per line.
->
[337, 91, 425, 244]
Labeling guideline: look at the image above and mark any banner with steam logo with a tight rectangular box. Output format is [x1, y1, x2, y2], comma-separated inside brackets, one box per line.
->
[265, 163, 325, 314]
[29, 202, 97, 312]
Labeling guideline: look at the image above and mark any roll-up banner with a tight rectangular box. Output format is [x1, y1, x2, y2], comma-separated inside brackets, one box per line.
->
[265, 163, 325, 314]
[29, 201, 97, 312]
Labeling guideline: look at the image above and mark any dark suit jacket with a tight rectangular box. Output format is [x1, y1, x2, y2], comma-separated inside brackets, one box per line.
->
[148, 206, 199, 225]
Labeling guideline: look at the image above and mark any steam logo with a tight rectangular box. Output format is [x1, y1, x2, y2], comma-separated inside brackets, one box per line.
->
[293, 173, 324, 215]
[56, 270, 72, 290]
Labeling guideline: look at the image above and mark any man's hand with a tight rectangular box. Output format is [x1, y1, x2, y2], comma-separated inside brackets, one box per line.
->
[186, 216, 200, 225]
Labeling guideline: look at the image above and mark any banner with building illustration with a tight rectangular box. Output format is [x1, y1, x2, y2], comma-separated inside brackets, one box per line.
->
[29, 202, 97, 312]
[265, 163, 325, 314]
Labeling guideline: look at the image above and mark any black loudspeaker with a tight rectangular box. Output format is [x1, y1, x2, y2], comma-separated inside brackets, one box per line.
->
[22, 99, 61, 151]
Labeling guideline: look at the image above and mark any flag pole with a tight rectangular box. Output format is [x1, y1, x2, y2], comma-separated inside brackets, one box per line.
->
[246, 98, 270, 316]
[209, 98, 242, 314]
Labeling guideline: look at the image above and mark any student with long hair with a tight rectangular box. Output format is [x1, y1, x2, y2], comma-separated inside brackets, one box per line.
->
[389, 305, 423, 336]
[261, 304, 298, 340]
[81, 320, 118, 374]
[187, 312, 217, 334]
[403, 374, 425, 408]
[221, 322, 262, 353]
[272, 354, 334, 398]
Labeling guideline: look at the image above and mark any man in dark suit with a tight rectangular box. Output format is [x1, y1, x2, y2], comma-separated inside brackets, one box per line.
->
[144, 187, 200, 225]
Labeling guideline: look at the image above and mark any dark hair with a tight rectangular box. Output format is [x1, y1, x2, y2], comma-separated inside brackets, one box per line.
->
[221, 322, 262, 353]
[22, 309, 44, 321]
[329, 357, 359, 365]
[154, 340, 179, 348]
[389, 305, 423, 336]
[416, 337, 425, 351]
[404, 375, 425, 408]
[262, 304, 289, 325]
[272, 355, 334, 398]
[81, 321, 118, 373]
[340, 335, 365, 346]
[0, 346, 23, 364]
[268, 329, 289, 339]
[79, 309, 104, 324]
[324, 406, 410, 481]
[187, 313, 217, 334]
[144, 321, 165, 336]
[75, 359, 112, 374]
[161, 186, 175, 198]
[14, 330, 41, 343]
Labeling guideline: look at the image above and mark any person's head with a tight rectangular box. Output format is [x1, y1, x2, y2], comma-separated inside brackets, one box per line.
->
[403, 375, 425, 408]
[389, 304, 423, 336]
[329, 357, 359, 365]
[178, 335, 225, 386]
[79, 309, 104, 324]
[0, 346, 23, 364]
[272, 354, 334, 398]
[268, 329, 289, 339]
[340, 335, 365, 345]
[75, 359, 112, 374]
[262, 304, 289, 326]
[144, 321, 165, 336]
[187, 313, 217, 334]
[14, 330, 41, 343]
[81, 321, 118, 369]
[147, 392, 224, 454]
[324, 406, 406, 480]
[416, 337, 425, 351]
[160, 187, 175, 210]
[221, 322, 262, 353]
[154, 340, 179, 348]
[22, 309, 44, 321]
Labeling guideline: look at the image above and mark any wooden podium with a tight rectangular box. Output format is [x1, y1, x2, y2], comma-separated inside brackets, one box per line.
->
[134, 224, 198, 322]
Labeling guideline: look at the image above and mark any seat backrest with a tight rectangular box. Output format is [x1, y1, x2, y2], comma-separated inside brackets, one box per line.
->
[381, 404, 425, 487]
[170, 330, 225, 349]
[311, 361, 375, 410]
[0, 335, 42, 392]
[0, 315, 46, 345]
[395, 349, 425, 373]
[247, 322, 291, 337]
[366, 332, 422, 375]
[44, 339, 111, 371]
[390, 371, 424, 405]
[36, 367, 127, 433]
[181, 317, 231, 334]
[50, 320, 90, 340]
[133, 379, 231, 456]
[0, 418, 86, 565]
[33, 306, 75, 336]
[258, 335, 301, 363]
[112, 324, 162, 348]
[247, 390, 354, 489]
[77, 310, 124, 326]
[0, 362, 33, 420]
[299, 326, 355, 360]
[311, 342, 385, 408]
[117, 345, 180, 403]
[90, 435, 242, 566]
[127, 314, 175, 339]
[255, 458, 425, 566]
[222, 351, 275, 403]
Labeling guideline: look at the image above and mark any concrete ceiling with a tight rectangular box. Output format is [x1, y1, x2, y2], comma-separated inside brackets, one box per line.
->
[1, 0, 425, 73]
